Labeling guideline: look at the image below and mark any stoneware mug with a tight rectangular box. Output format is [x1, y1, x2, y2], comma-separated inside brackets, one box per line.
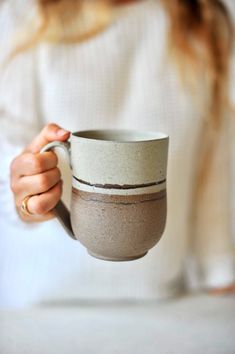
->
[40, 129, 169, 262]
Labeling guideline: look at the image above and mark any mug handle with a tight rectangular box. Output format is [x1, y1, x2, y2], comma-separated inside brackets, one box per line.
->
[40, 141, 76, 240]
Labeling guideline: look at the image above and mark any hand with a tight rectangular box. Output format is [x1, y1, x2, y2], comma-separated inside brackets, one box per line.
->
[10, 123, 70, 223]
[208, 283, 235, 296]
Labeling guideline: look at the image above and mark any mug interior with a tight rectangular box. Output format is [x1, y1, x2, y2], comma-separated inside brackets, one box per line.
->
[72, 129, 168, 143]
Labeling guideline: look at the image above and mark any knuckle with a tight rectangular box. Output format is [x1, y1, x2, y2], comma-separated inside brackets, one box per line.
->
[38, 174, 50, 190]
[10, 179, 19, 194]
[10, 155, 21, 175]
[33, 200, 47, 215]
[44, 123, 59, 135]
[42, 152, 58, 169]
[28, 155, 42, 173]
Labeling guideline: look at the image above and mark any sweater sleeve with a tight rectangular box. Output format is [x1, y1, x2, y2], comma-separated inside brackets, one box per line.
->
[0, 2, 41, 226]
[192, 56, 235, 289]
[190, 0, 235, 288]
[192, 119, 235, 289]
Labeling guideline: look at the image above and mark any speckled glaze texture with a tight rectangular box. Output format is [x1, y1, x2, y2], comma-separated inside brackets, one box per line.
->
[71, 188, 167, 261]
[41, 129, 169, 262]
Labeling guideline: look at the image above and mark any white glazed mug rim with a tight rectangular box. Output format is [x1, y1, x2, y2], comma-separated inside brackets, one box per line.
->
[71, 129, 169, 143]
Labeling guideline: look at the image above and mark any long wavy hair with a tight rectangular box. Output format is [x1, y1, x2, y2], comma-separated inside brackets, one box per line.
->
[8, 0, 234, 220]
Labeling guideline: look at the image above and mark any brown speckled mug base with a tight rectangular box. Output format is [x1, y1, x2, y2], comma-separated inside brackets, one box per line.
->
[71, 188, 167, 261]
[88, 250, 148, 262]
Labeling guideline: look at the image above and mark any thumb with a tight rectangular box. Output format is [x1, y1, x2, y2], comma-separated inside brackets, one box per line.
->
[25, 123, 70, 153]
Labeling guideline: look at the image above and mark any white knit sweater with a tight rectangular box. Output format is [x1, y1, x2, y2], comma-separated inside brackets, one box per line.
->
[0, 0, 235, 308]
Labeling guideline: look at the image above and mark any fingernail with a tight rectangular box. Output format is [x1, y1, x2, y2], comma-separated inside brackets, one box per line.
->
[57, 129, 69, 137]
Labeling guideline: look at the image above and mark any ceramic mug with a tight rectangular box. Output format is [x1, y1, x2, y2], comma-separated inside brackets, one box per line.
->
[40, 129, 169, 261]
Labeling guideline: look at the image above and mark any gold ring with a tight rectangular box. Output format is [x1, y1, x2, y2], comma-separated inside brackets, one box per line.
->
[21, 196, 34, 216]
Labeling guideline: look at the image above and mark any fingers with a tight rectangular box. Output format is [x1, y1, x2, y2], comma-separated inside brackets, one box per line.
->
[10, 123, 70, 223]
[14, 168, 62, 205]
[26, 181, 63, 216]
[11, 152, 59, 178]
[18, 209, 56, 224]
[25, 123, 70, 154]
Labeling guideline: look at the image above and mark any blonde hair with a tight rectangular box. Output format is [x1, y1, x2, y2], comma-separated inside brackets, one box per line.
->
[9, 0, 112, 56]
[163, 0, 233, 199]
[8, 0, 234, 214]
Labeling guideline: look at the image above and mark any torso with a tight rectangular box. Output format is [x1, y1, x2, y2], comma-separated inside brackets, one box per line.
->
[0, 0, 203, 303]
[37, 0, 201, 284]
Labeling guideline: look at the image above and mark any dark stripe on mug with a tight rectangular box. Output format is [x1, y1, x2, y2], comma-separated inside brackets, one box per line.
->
[72, 176, 166, 190]
[72, 188, 166, 205]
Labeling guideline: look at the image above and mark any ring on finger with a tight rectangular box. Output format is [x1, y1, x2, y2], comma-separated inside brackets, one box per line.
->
[20, 196, 34, 216]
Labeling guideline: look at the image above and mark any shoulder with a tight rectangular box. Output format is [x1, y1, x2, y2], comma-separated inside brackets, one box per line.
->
[0, 0, 38, 65]
[0, 2, 41, 135]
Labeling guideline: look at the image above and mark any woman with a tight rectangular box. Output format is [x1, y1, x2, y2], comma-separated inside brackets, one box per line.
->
[0, 0, 234, 308]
